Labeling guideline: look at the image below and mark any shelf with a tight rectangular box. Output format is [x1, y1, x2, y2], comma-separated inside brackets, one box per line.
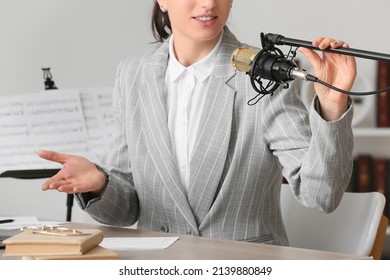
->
[352, 128, 390, 158]
[353, 127, 390, 137]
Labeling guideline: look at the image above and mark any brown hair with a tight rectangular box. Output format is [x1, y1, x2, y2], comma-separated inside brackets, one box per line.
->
[151, 2, 171, 42]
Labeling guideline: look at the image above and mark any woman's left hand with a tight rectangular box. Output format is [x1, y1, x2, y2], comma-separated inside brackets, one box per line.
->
[299, 37, 357, 121]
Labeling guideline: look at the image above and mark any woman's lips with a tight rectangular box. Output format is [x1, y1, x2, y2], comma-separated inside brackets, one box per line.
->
[193, 16, 218, 26]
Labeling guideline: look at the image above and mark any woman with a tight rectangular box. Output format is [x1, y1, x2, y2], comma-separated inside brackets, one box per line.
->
[39, 0, 356, 246]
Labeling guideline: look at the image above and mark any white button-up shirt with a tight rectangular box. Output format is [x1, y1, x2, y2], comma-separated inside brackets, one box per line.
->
[165, 32, 223, 193]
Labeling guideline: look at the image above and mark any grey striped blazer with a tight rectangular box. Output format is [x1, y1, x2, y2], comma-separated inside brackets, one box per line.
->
[77, 27, 354, 246]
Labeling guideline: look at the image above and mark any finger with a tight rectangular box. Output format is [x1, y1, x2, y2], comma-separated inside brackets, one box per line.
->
[42, 178, 58, 190]
[38, 150, 71, 165]
[313, 37, 336, 50]
[319, 38, 334, 50]
[60, 182, 85, 193]
[329, 41, 356, 66]
[58, 183, 80, 193]
[330, 40, 346, 49]
[41, 170, 64, 190]
[73, 183, 97, 194]
[336, 42, 355, 63]
[58, 182, 92, 194]
[44, 180, 69, 190]
[43, 181, 79, 194]
[312, 37, 324, 46]
[298, 47, 322, 70]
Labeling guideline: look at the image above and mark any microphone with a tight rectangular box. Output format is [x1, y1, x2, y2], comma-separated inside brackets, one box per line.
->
[232, 32, 390, 102]
[231, 47, 310, 83]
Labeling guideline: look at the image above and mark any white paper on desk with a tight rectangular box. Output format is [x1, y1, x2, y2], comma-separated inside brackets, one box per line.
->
[100, 237, 179, 250]
[0, 216, 40, 230]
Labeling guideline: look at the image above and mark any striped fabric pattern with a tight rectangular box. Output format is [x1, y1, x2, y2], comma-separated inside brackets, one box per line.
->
[77, 27, 354, 246]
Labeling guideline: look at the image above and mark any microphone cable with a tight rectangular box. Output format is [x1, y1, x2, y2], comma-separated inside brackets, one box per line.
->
[306, 74, 390, 96]
[247, 73, 390, 106]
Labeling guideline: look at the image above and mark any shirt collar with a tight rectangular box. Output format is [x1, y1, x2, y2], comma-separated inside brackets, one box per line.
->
[167, 30, 224, 83]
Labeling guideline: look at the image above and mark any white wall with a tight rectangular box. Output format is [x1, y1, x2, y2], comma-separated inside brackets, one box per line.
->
[0, 0, 154, 95]
[1, 0, 389, 223]
[0, 178, 98, 224]
[2, 0, 390, 96]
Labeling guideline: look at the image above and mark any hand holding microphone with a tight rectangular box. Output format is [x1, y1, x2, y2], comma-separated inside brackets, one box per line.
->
[231, 32, 390, 98]
[299, 37, 356, 120]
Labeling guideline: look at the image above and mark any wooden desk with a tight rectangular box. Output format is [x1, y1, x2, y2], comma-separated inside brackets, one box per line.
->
[1, 223, 371, 260]
[67, 223, 372, 260]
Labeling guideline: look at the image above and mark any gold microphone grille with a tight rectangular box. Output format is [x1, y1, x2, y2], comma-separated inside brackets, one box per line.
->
[231, 48, 259, 73]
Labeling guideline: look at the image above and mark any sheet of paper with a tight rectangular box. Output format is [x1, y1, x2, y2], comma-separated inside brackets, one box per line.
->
[79, 87, 113, 161]
[0, 216, 41, 230]
[100, 237, 179, 250]
[0, 89, 90, 173]
[0, 217, 66, 230]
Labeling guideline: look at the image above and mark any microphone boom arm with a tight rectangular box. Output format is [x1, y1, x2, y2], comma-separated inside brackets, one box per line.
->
[232, 32, 390, 104]
[263, 33, 390, 62]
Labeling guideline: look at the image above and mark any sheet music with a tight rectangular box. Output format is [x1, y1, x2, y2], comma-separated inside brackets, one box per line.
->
[0, 90, 90, 173]
[79, 87, 113, 160]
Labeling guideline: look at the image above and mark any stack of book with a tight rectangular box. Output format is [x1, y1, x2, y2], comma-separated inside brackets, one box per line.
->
[2, 227, 119, 260]
[376, 61, 390, 127]
[349, 154, 390, 219]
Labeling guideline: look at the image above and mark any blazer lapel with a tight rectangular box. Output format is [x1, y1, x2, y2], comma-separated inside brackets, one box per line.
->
[139, 45, 199, 234]
[188, 32, 238, 225]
